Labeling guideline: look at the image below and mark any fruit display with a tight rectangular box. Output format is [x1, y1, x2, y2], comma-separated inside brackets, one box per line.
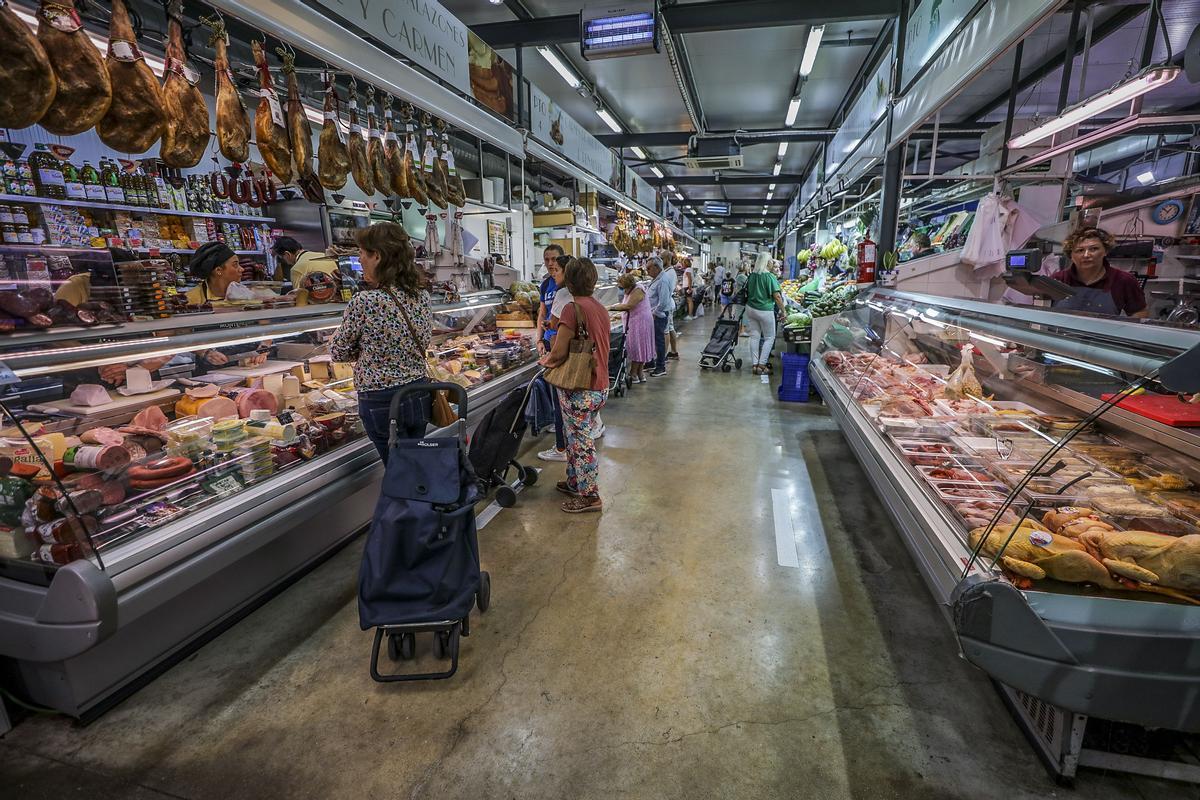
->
[806, 283, 860, 318]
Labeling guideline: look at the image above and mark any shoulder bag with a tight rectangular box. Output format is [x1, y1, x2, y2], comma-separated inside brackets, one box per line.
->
[544, 301, 596, 391]
[382, 288, 458, 427]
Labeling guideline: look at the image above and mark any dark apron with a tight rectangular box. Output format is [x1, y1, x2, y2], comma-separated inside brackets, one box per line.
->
[1054, 286, 1118, 316]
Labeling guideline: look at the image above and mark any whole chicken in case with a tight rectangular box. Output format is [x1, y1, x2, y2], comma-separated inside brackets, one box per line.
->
[36, 0, 112, 135]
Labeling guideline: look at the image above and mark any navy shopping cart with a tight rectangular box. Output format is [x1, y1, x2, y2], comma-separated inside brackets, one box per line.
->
[468, 378, 540, 508]
[698, 306, 745, 373]
[359, 382, 491, 682]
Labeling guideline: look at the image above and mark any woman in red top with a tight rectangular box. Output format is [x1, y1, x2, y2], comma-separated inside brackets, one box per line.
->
[539, 257, 610, 513]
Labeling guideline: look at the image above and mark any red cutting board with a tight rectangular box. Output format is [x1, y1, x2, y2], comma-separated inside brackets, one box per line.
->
[1100, 393, 1200, 427]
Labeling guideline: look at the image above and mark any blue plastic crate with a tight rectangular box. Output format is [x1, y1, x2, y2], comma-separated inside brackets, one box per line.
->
[778, 353, 811, 402]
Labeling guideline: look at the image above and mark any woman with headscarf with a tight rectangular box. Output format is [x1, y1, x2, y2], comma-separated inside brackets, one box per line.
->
[185, 241, 268, 370]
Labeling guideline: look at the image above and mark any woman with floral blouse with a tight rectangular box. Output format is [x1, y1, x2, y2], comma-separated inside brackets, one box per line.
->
[331, 223, 432, 463]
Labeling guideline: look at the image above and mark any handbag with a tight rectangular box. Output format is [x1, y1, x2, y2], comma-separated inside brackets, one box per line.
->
[383, 288, 459, 427]
[544, 301, 596, 391]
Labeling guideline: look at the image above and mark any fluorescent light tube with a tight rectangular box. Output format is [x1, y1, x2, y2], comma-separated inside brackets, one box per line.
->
[777, 141, 789, 158]
[666, 184, 677, 191]
[772, 162, 782, 176]
[768, 183, 777, 191]
[630, 146, 649, 159]
[1136, 169, 1155, 185]
[674, 193, 684, 201]
[800, 25, 824, 76]
[596, 108, 623, 133]
[766, 192, 773, 200]
[785, 95, 802, 127]
[1008, 66, 1181, 149]
[649, 165, 664, 178]
[538, 46, 582, 89]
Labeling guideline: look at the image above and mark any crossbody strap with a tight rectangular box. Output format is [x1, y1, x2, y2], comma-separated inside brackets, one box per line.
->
[569, 300, 589, 340]
[382, 287, 429, 369]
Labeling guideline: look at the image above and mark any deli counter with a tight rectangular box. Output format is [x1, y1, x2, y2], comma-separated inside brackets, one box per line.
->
[809, 288, 1200, 780]
[0, 287, 555, 722]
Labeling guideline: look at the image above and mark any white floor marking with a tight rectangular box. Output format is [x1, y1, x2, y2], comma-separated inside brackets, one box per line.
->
[476, 501, 503, 530]
[772, 488, 800, 568]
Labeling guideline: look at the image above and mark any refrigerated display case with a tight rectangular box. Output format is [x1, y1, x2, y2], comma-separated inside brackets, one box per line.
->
[809, 287, 1200, 780]
[0, 290, 545, 722]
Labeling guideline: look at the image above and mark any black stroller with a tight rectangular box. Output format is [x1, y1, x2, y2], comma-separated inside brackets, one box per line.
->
[698, 307, 745, 373]
[608, 328, 632, 397]
[360, 382, 491, 682]
[468, 379, 540, 508]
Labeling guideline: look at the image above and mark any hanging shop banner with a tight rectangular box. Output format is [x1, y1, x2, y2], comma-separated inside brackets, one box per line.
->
[529, 84, 617, 186]
[625, 169, 657, 214]
[901, 0, 980, 88]
[892, 0, 1059, 145]
[799, 167, 820, 212]
[311, 0, 515, 120]
[827, 49, 892, 178]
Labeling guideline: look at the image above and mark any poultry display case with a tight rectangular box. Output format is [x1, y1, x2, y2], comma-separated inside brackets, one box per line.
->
[0, 289, 547, 723]
[809, 287, 1200, 781]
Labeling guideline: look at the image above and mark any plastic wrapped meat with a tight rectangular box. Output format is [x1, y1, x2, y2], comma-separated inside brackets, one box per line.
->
[70, 384, 110, 407]
[131, 405, 169, 431]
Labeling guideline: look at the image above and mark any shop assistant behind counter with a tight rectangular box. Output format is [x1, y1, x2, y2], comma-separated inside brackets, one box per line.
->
[1051, 227, 1148, 318]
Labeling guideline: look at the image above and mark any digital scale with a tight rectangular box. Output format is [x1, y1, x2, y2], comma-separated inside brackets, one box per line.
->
[1002, 247, 1075, 303]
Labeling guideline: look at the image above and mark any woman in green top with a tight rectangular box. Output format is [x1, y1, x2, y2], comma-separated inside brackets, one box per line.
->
[744, 254, 787, 375]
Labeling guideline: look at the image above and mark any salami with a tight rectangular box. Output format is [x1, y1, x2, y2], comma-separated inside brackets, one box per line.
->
[36, 0, 111, 135]
[0, 0, 57, 129]
[278, 48, 314, 182]
[159, 0, 208, 168]
[251, 41, 293, 184]
[207, 16, 250, 163]
[317, 75, 350, 191]
[96, 0, 167, 154]
[346, 81, 374, 196]
[128, 455, 193, 481]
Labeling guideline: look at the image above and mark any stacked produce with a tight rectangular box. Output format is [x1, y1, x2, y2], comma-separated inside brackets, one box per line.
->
[806, 283, 859, 318]
[820, 347, 1200, 604]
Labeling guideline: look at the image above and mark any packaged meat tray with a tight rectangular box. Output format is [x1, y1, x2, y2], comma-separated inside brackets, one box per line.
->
[931, 481, 1011, 502]
[893, 439, 967, 467]
[1091, 493, 1173, 519]
[951, 498, 1031, 531]
[1148, 491, 1200, 525]
[1122, 464, 1193, 493]
[918, 464, 996, 485]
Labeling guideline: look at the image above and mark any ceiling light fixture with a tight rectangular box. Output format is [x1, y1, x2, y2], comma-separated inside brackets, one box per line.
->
[538, 46, 583, 90]
[1007, 66, 1181, 149]
[596, 107, 623, 133]
[777, 141, 789, 158]
[772, 162, 782, 176]
[666, 184, 677, 191]
[785, 94, 802, 127]
[768, 183, 777, 191]
[799, 25, 824, 77]
[630, 146, 649, 160]
[649, 165, 665, 178]
[766, 192, 773, 200]
[1136, 169, 1155, 185]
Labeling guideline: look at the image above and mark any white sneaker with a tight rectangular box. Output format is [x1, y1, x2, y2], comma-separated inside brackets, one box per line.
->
[538, 447, 568, 462]
[594, 418, 605, 439]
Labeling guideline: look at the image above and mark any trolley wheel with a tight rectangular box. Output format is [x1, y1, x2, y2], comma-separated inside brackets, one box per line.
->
[721, 363, 732, 373]
[735, 358, 743, 370]
[477, 571, 492, 613]
[496, 486, 517, 508]
[433, 630, 451, 660]
[626, 373, 633, 389]
[387, 633, 400, 661]
[521, 466, 539, 487]
[389, 632, 415, 661]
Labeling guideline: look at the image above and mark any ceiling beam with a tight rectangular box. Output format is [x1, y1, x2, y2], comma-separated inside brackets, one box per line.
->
[679, 199, 792, 207]
[471, 0, 900, 49]
[650, 174, 805, 186]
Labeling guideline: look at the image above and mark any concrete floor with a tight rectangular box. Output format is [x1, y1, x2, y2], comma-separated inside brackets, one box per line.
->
[1, 322, 1195, 799]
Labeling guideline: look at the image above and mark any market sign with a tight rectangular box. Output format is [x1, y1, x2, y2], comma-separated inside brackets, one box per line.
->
[901, 0, 979, 88]
[530, 84, 619, 187]
[311, 0, 516, 120]
[826, 48, 892, 183]
[625, 169, 657, 213]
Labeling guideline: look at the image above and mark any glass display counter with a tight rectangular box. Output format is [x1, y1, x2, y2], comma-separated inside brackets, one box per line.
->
[809, 287, 1200, 777]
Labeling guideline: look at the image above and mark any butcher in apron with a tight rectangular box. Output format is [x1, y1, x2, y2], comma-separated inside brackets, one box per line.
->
[1050, 226, 1149, 318]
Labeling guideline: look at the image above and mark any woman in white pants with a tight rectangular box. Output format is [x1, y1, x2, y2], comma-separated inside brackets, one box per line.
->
[743, 254, 786, 375]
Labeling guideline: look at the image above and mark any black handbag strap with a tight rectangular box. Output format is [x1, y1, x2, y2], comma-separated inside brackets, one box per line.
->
[382, 287, 431, 374]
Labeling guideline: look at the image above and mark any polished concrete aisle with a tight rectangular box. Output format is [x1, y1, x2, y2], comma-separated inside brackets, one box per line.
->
[0, 323, 1185, 799]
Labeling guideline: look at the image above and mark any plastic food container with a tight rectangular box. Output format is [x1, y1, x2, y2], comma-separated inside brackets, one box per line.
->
[1091, 494, 1173, 519]
[931, 481, 1011, 502]
[1149, 491, 1200, 523]
[918, 464, 995, 485]
[1122, 464, 1193, 493]
[894, 439, 966, 466]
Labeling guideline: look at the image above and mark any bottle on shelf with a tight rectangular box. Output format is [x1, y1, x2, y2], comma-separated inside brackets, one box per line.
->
[62, 160, 87, 201]
[80, 162, 106, 202]
[29, 144, 66, 200]
[150, 164, 171, 209]
[101, 158, 126, 204]
[1, 224, 18, 244]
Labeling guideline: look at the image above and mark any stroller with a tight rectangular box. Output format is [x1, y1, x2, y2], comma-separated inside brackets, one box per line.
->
[360, 382, 491, 682]
[608, 328, 632, 397]
[698, 307, 745, 373]
[468, 378, 540, 508]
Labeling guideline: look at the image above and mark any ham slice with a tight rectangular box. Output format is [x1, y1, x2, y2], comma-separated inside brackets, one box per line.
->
[131, 405, 169, 431]
[70, 384, 111, 407]
[198, 396, 238, 421]
[81, 427, 124, 446]
[186, 383, 220, 398]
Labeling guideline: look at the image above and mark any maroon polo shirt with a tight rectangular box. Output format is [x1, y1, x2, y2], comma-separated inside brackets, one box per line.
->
[1050, 262, 1147, 317]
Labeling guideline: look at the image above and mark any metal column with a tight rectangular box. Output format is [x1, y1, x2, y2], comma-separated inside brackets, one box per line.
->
[877, 0, 909, 255]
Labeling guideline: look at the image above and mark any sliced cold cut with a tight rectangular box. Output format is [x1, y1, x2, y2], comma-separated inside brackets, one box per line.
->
[232, 388, 278, 418]
[175, 393, 237, 421]
[158, 0, 208, 168]
[317, 77, 350, 190]
[131, 405, 169, 431]
[96, 0, 166, 154]
[251, 41, 292, 184]
[36, 0, 111, 135]
[279, 49, 313, 182]
[346, 83, 374, 196]
[81, 427, 124, 446]
[70, 384, 111, 407]
[0, 0, 57, 129]
[209, 18, 249, 163]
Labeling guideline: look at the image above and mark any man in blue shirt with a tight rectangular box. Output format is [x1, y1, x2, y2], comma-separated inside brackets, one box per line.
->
[536, 245, 569, 462]
[646, 256, 675, 377]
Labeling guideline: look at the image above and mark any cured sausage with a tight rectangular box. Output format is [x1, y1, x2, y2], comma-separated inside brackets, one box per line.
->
[36, 0, 111, 135]
[278, 48, 314, 182]
[128, 455, 193, 482]
[159, 0, 208, 168]
[251, 41, 292, 184]
[0, 0, 57, 129]
[317, 75, 350, 191]
[346, 81, 374, 196]
[97, 0, 167, 154]
[366, 88, 391, 194]
[207, 16, 250, 163]
[382, 97, 407, 197]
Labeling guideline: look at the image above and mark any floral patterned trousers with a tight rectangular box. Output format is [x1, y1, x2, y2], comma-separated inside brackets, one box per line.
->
[557, 388, 607, 498]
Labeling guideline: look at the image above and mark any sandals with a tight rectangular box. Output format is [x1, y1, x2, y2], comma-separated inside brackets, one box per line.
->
[561, 496, 603, 514]
[556, 480, 580, 497]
